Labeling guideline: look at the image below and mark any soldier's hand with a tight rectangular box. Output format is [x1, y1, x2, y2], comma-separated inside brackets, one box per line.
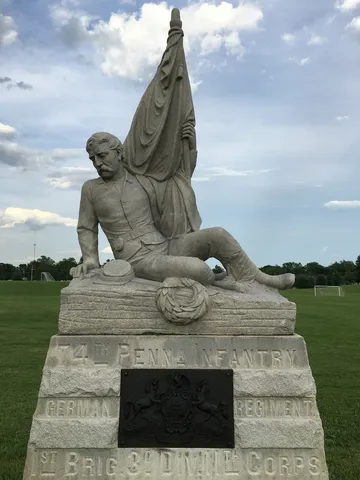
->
[181, 122, 196, 150]
[70, 260, 99, 278]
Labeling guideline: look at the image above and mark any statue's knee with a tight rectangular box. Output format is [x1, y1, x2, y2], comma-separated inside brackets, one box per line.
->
[211, 227, 230, 239]
[190, 258, 215, 285]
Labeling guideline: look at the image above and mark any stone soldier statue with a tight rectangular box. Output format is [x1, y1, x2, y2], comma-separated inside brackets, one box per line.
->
[72, 9, 294, 292]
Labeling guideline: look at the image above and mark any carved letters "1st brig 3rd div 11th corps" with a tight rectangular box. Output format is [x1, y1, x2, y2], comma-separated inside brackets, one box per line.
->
[29, 448, 327, 478]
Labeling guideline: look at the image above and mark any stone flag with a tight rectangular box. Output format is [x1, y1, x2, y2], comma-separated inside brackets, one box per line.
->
[123, 8, 201, 238]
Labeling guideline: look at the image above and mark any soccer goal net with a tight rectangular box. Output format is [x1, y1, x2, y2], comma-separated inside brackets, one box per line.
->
[41, 272, 55, 282]
[314, 285, 345, 297]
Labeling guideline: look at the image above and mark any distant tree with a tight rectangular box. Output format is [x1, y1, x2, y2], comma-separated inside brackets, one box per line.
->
[295, 274, 314, 289]
[1, 254, 359, 287]
[305, 262, 326, 276]
[11, 269, 22, 281]
[356, 255, 360, 283]
[343, 271, 357, 285]
[327, 271, 342, 286]
[261, 264, 285, 276]
[282, 262, 304, 275]
[55, 257, 78, 281]
[27, 256, 56, 281]
[316, 274, 328, 286]
[18, 263, 28, 280]
[212, 264, 225, 274]
[331, 260, 356, 276]
[0, 263, 17, 280]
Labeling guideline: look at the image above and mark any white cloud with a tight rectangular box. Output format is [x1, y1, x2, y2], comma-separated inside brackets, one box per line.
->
[56, 249, 81, 255]
[335, 115, 350, 121]
[0, 122, 16, 138]
[46, 166, 93, 189]
[0, 140, 84, 169]
[50, 0, 99, 48]
[0, 141, 50, 168]
[336, 0, 360, 12]
[346, 16, 360, 30]
[51, 2, 263, 80]
[307, 35, 327, 46]
[281, 33, 296, 45]
[0, 14, 17, 46]
[0, 207, 77, 230]
[200, 34, 223, 55]
[50, 2, 91, 26]
[102, 246, 112, 254]
[223, 32, 244, 57]
[189, 75, 202, 93]
[321, 246, 328, 252]
[192, 176, 210, 182]
[324, 200, 360, 208]
[46, 164, 272, 190]
[207, 167, 272, 177]
[289, 57, 310, 66]
[62, 0, 81, 6]
[299, 57, 310, 66]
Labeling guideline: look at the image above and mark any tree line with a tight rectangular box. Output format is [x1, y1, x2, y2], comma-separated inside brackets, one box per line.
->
[0, 256, 80, 281]
[214, 256, 360, 289]
[0, 255, 359, 287]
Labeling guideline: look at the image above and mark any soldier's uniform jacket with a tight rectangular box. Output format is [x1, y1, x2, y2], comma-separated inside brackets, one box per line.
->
[78, 170, 170, 265]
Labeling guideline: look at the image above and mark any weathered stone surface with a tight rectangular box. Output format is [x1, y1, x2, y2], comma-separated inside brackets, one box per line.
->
[24, 445, 329, 479]
[39, 368, 121, 397]
[236, 418, 324, 449]
[29, 416, 324, 450]
[22, 6, 329, 478]
[35, 396, 319, 420]
[38, 335, 316, 400]
[24, 334, 328, 479]
[35, 397, 119, 418]
[30, 418, 118, 449]
[70, 7, 296, 293]
[42, 334, 308, 369]
[59, 280, 296, 335]
[233, 370, 316, 397]
[39, 367, 316, 399]
[155, 277, 211, 324]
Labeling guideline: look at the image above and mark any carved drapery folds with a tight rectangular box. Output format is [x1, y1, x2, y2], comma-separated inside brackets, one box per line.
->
[123, 9, 201, 239]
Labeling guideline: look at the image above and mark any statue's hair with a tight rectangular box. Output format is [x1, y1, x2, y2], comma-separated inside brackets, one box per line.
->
[86, 132, 123, 153]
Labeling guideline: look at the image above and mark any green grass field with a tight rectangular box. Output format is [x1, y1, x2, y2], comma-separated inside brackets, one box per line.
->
[0, 282, 359, 479]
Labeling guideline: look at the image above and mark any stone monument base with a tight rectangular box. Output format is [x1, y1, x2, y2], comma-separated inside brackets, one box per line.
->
[23, 334, 329, 479]
[59, 276, 296, 336]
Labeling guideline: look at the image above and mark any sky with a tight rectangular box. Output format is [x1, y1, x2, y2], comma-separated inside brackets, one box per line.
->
[0, 0, 360, 268]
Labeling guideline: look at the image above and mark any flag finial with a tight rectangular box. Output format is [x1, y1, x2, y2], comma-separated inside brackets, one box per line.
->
[170, 8, 182, 28]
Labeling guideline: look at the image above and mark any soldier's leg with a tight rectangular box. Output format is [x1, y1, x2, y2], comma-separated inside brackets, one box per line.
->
[133, 253, 215, 285]
[169, 228, 294, 290]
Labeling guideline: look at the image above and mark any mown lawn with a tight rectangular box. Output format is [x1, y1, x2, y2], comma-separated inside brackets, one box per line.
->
[282, 286, 360, 480]
[0, 282, 359, 479]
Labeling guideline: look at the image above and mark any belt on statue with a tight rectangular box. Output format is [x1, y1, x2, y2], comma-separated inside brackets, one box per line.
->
[121, 224, 159, 243]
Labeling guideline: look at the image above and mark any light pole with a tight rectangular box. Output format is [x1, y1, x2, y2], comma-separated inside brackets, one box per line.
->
[30, 235, 36, 281]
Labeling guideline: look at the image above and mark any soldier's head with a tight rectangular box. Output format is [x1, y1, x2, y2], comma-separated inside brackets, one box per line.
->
[86, 132, 123, 180]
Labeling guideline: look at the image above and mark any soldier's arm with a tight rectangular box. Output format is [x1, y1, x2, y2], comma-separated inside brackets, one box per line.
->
[181, 122, 197, 178]
[77, 182, 100, 267]
[188, 148, 197, 177]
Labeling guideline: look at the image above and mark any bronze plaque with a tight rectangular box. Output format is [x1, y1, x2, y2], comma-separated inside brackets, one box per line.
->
[118, 369, 234, 448]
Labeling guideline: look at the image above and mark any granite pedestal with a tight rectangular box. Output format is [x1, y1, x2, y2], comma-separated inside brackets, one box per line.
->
[23, 279, 328, 480]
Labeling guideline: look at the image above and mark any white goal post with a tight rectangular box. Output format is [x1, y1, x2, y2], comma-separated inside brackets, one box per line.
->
[314, 285, 345, 297]
[40, 272, 55, 282]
